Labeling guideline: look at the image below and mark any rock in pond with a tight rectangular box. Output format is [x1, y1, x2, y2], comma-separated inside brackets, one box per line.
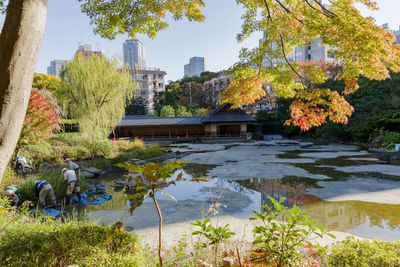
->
[85, 167, 102, 174]
[127, 159, 146, 165]
[370, 135, 384, 149]
[81, 171, 95, 178]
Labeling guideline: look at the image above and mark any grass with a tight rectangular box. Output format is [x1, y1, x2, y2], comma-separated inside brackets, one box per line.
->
[89, 143, 164, 170]
[0, 199, 154, 266]
[1, 167, 87, 204]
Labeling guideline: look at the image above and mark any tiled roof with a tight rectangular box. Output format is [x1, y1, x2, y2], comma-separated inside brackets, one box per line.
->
[118, 116, 204, 127]
[201, 103, 256, 123]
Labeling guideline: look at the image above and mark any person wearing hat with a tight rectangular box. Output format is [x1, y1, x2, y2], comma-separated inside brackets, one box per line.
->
[34, 181, 56, 208]
[3, 185, 20, 206]
[62, 168, 81, 205]
[65, 158, 80, 179]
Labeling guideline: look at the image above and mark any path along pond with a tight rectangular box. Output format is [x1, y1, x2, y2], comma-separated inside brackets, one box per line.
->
[86, 140, 400, 241]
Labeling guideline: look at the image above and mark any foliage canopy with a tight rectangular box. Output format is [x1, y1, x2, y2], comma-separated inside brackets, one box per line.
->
[18, 89, 59, 145]
[59, 53, 135, 140]
[220, 0, 400, 131]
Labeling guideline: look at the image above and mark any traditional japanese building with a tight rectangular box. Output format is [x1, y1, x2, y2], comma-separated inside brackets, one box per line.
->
[116, 103, 256, 139]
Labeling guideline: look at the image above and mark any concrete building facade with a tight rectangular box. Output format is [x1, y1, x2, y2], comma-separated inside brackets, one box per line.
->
[46, 60, 70, 78]
[132, 68, 167, 112]
[76, 42, 103, 59]
[183, 56, 206, 77]
[123, 39, 146, 70]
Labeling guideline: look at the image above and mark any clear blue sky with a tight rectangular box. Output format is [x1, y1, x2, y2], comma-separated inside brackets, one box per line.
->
[31, 0, 400, 82]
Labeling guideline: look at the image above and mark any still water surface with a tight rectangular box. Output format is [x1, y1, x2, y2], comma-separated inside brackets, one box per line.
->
[87, 140, 400, 241]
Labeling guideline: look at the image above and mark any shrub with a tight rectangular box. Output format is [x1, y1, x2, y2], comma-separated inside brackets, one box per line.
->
[19, 140, 55, 166]
[384, 131, 400, 145]
[0, 204, 149, 266]
[89, 139, 114, 157]
[250, 197, 334, 267]
[62, 145, 91, 160]
[317, 237, 400, 266]
[113, 138, 144, 154]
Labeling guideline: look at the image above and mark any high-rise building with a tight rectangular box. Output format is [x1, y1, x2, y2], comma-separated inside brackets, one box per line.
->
[46, 60, 70, 78]
[184, 64, 190, 77]
[183, 57, 206, 77]
[123, 39, 146, 70]
[76, 42, 102, 58]
[259, 32, 336, 67]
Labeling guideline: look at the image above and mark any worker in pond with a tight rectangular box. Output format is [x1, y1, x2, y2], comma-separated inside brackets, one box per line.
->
[62, 168, 81, 205]
[14, 155, 34, 174]
[34, 181, 56, 209]
[65, 158, 80, 179]
[3, 185, 20, 207]
[246, 132, 253, 143]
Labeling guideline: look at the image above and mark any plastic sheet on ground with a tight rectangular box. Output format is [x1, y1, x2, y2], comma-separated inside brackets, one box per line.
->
[87, 184, 106, 188]
[29, 208, 65, 217]
[72, 193, 112, 205]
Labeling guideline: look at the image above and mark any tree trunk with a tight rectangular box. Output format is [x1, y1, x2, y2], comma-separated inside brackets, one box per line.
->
[151, 194, 163, 267]
[0, 0, 47, 183]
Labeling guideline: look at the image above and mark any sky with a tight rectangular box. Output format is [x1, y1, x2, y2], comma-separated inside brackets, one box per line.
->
[23, 0, 400, 82]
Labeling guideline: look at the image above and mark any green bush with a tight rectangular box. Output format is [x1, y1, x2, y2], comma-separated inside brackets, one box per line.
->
[0, 205, 149, 266]
[384, 131, 400, 145]
[89, 138, 113, 156]
[19, 141, 55, 165]
[62, 145, 91, 160]
[317, 237, 400, 266]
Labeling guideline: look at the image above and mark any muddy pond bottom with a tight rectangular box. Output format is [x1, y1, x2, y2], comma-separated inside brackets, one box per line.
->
[85, 140, 400, 241]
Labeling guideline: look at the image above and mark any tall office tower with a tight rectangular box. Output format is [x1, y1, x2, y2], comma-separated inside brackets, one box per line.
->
[184, 64, 190, 77]
[123, 39, 146, 70]
[183, 56, 206, 77]
[47, 60, 70, 78]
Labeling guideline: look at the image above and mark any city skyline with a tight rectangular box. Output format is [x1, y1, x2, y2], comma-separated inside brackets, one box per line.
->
[21, 0, 400, 82]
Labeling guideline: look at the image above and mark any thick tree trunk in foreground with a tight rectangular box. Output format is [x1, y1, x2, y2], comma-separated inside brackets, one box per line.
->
[0, 0, 47, 183]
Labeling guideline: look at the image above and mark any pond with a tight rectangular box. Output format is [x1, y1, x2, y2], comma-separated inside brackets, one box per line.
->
[86, 140, 400, 241]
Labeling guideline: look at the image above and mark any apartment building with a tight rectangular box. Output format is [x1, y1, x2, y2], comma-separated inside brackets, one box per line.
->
[132, 68, 167, 111]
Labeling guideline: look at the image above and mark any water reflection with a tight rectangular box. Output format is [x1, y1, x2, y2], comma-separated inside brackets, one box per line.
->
[86, 169, 400, 240]
[236, 177, 400, 240]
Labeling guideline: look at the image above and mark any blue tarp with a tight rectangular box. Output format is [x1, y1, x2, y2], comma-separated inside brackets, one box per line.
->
[42, 163, 56, 167]
[87, 184, 106, 188]
[29, 208, 65, 217]
[72, 193, 112, 205]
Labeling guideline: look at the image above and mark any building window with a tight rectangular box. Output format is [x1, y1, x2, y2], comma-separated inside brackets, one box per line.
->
[158, 74, 163, 78]
[158, 83, 163, 87]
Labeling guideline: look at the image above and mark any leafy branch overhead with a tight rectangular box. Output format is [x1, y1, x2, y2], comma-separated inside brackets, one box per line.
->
[219, 0, 400, 131]
[79, 0, 206, 39]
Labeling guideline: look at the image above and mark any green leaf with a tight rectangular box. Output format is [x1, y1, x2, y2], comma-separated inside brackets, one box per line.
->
[162, 192, 177, 202]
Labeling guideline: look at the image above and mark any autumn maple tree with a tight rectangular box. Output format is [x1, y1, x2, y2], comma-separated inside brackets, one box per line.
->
[219, 0, 400, 131]
[18, 89, 59, 145]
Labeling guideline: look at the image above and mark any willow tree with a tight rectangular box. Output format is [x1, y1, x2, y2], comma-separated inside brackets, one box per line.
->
[59, 53, 134, 140]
